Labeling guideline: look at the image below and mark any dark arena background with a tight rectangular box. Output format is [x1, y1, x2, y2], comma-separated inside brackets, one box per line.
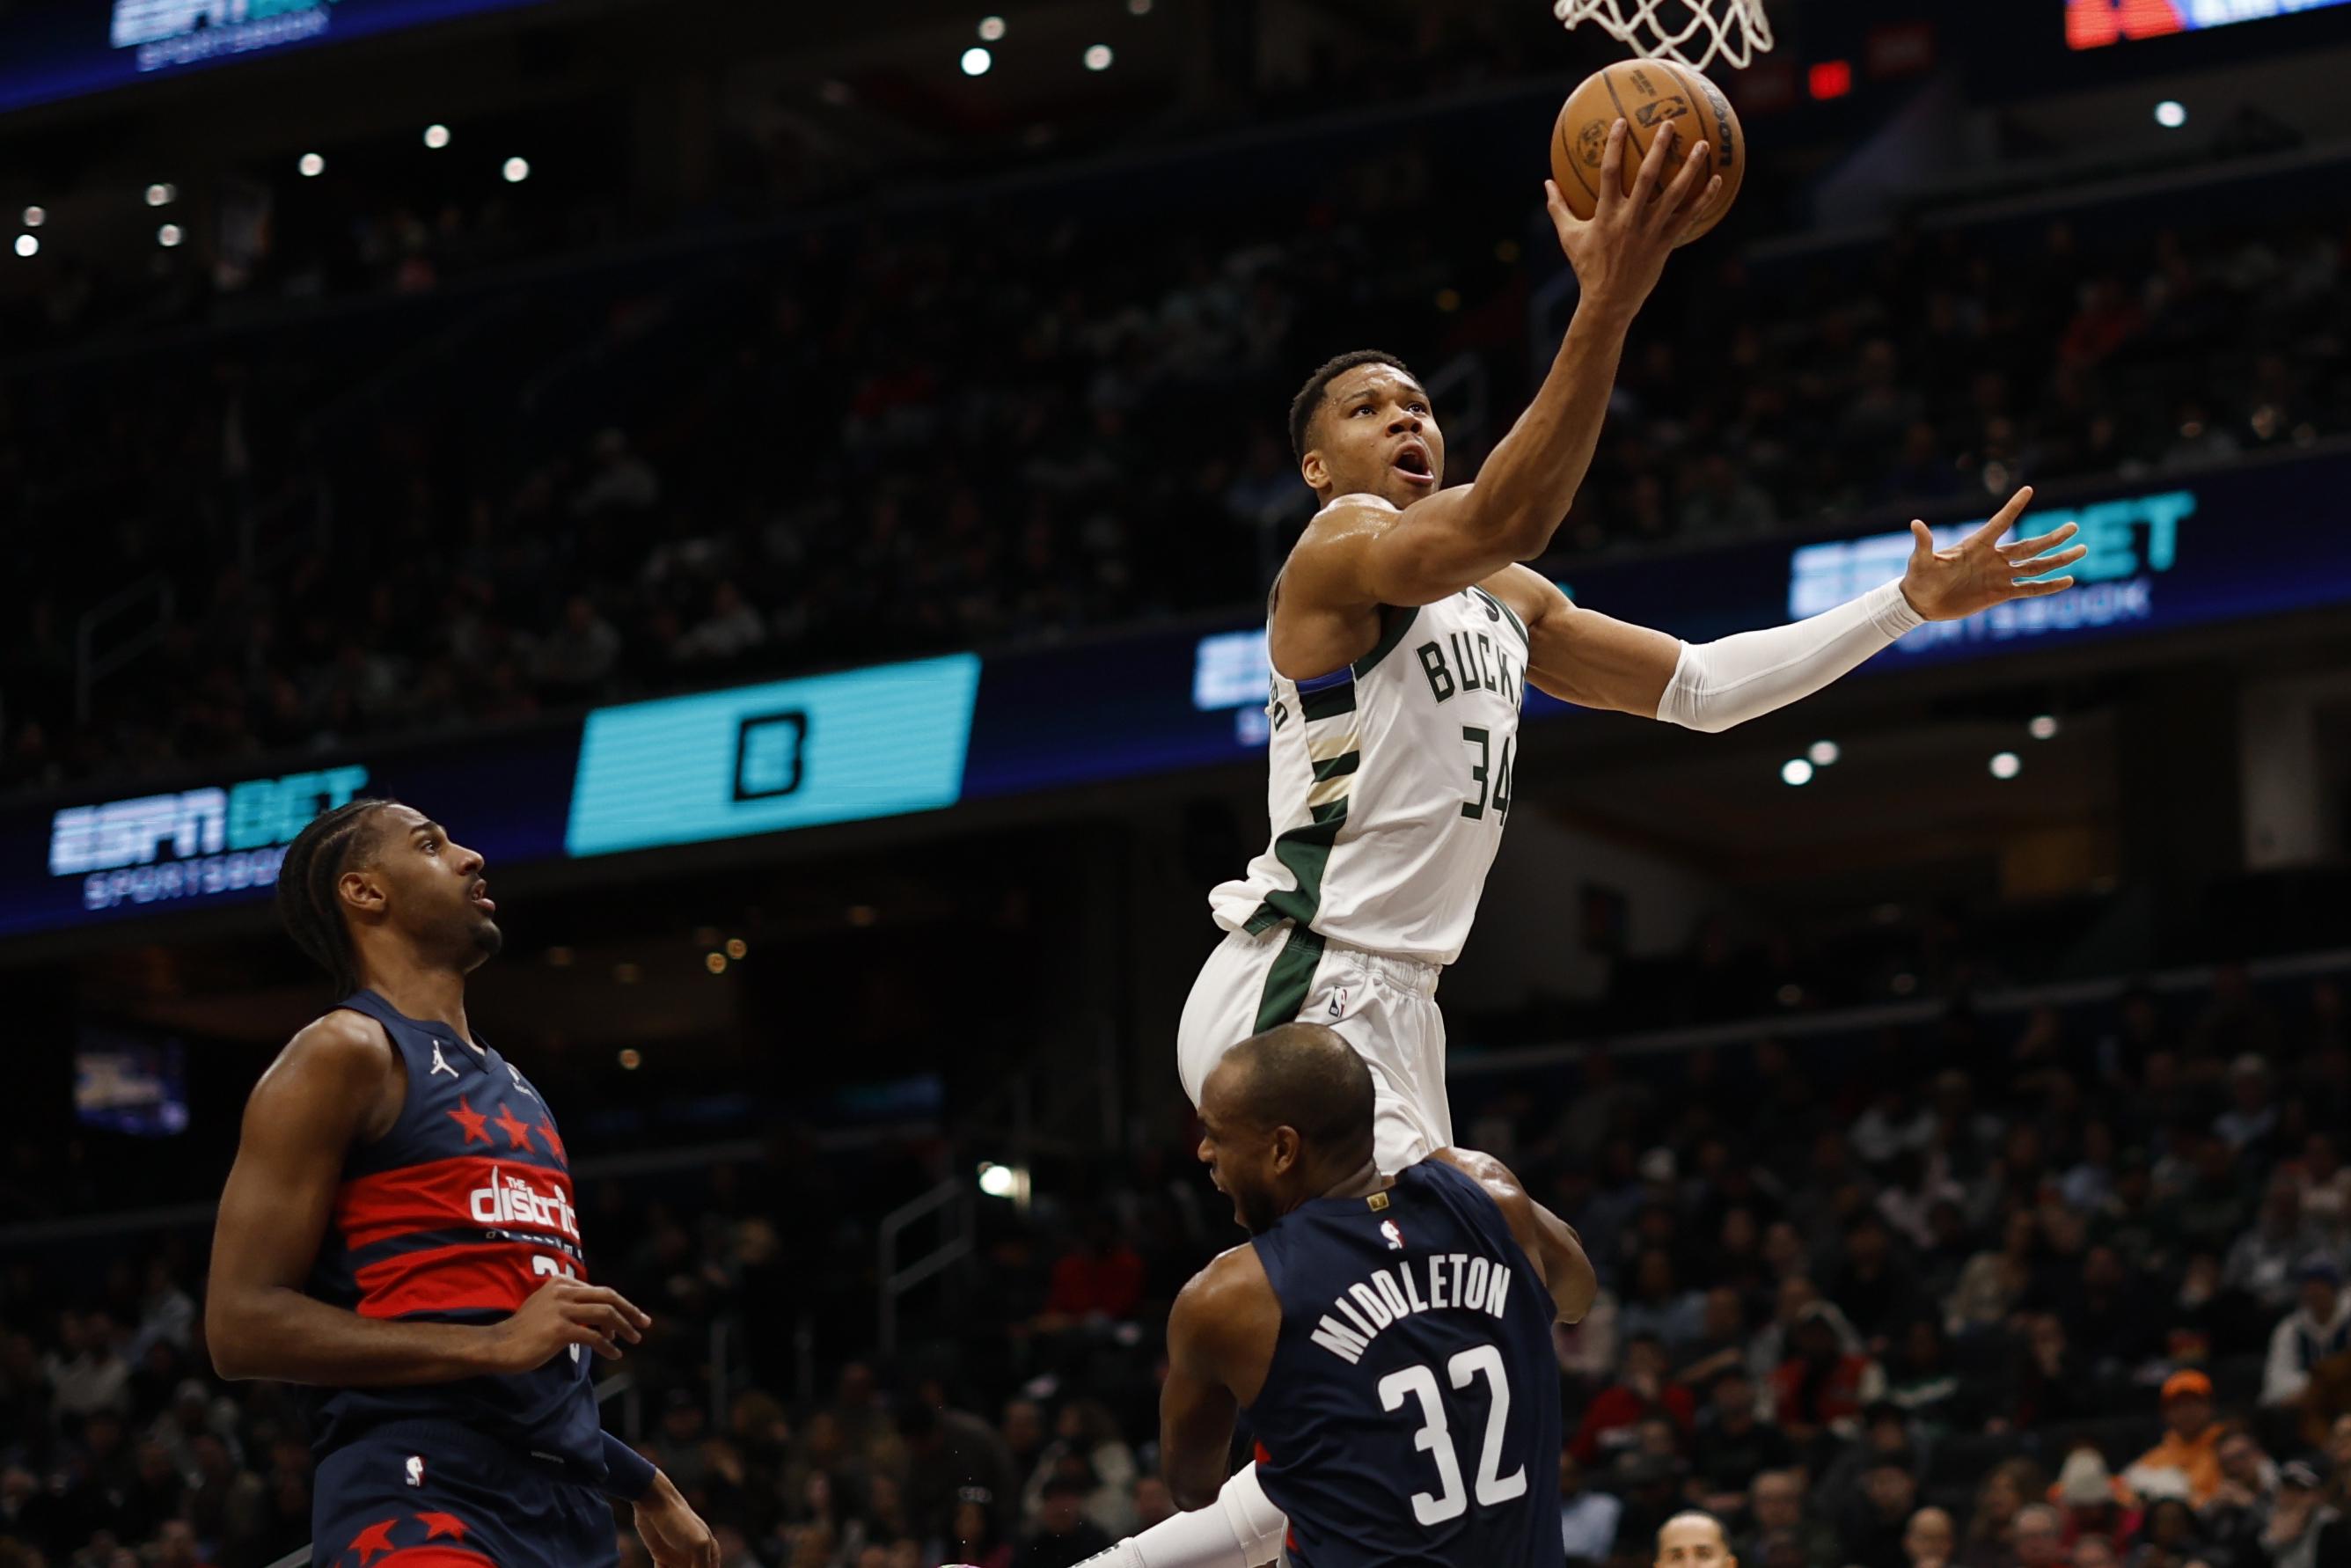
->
[4, 0, 2351, 1564]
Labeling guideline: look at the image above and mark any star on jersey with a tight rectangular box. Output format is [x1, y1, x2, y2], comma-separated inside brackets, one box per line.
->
[417, 1511, 470, 1541]
[445, 1096, 489, 1147]
[348, 1518, 399, 1565]
[492, 1103, 534, 1150]
[428, 1040, 458, 1078]
[536, 1120, 565, 1161]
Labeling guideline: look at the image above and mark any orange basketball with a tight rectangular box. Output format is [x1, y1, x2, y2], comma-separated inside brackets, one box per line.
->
[1549, 57, 1745, 245]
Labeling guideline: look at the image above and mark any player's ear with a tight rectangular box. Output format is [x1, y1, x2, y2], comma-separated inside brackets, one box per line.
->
[1300, 449, 1328, 493]
[1270, 1125, 1303, 1176]
[338, 867, 387, 918]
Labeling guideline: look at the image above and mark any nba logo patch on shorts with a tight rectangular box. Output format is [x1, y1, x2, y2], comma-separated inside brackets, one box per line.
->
[406, 1454, 425, 1488]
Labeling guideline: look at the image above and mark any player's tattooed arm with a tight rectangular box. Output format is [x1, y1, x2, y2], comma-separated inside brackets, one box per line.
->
[1161, 1248, 1278, 1512]
[1431, 1147, 1600, 1325]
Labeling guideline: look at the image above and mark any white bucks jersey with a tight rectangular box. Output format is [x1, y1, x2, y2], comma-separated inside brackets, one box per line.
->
[1209, 585, 1528, 966]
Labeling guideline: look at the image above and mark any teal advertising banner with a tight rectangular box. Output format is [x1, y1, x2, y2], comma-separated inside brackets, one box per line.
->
[562, 655, 983, 857]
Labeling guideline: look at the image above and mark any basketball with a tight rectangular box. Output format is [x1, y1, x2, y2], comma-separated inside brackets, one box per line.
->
[1549, 56, 1746, 244]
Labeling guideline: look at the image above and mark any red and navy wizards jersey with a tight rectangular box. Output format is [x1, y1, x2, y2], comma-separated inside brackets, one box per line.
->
[303, 990, 603, 1474]
[1246, 1160, 1565, 1568]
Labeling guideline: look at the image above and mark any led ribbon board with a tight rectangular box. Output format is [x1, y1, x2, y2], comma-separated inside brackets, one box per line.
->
[564, 655, 983, 856]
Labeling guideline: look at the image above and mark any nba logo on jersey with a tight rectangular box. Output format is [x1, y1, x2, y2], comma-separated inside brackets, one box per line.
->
[404, 1454, 425, 1488]
[1381, 1219, 1404, 1250]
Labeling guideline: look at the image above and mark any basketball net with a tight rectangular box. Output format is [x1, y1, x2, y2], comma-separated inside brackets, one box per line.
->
[1553, 0, 1776, 73]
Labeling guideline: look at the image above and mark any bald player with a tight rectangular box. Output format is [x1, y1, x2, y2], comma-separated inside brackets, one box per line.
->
[1658, 1513, 1735, 1568]
[1074, 1023, 1594, 1568]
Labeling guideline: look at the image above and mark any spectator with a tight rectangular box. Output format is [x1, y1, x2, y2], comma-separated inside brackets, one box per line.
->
[1743, 1469, 1842, 1568]
[1040, 1213, 1146, 1326]
[1842, 1454, 1925, 1568]
[1968, 1461, 2054, 1568]
[2051, 1447, 2142, 1557]
[2016, 1504, 2070, 1568]
[2257, 1462, 2334, 1568]
[2262, 1260, 2351, 1409]
[1949, 1213, 2040, 1339]
[903, 1397, 1021, 1546]
[1690, 1368, 1797, 1513]
[1014, 1476, 1115, 1568]
[1019, 1402, 1135, 1538]
[533, 595, 624, 692]
[44, 1312, 129, 1420]
[1908, 1506, 1959, 1568]
[1622, 1249, 1710, 1354]
[2200, 1430, 2276, 1567]
[2227, 1179, 2320, 1313]
[1770, 1303, 1882, 1447]
[2133, 1497, 2208, 1568]
[1557, 1450, 1623, 1565]
[2127, 1372, 2226, 1507]
[1571, 1334, 1696, 1465]
[1612, 1454, 1693, 1560]
[1834, 1216, 1923, 1342]
[948, 1487, 1015, 1568]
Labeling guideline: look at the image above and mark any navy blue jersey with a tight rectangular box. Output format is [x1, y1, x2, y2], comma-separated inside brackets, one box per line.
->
[301, 990, 604, 1477]
[1248, 1160, 1564, 1568]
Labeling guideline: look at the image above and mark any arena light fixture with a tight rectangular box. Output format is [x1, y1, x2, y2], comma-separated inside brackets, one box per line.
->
[1084, 43, 1115, 70]
[423, 123, 451, 150]
[11, 234, 34, 259]
[978, 15, 1006, 40]
[1807, 739, 1841, 766]
[705, 951, 727, 974]
[502, 156, 531, 183]
[618, 1047, 643, 1069]
[144, 182, 175, 207]
[725, 937, 748, 960]
[978, 1162, 1030, 1203]
[1780, 758, 1814, 787]
[297, 152, 325, 178]
[157, 223, 184, 248]
[2028, 714, 2060, 741]
[2155, 100, 2187, 129]
[20, 206, 42, 228]
[1989, 751, 2022, 780]
[962, 45, 993, 76]
[1127, 0, 1152, 12]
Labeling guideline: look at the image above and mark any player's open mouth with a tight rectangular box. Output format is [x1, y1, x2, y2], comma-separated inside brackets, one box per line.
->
[1392, 445, 1434, 486]
[470, 883, 496, 913]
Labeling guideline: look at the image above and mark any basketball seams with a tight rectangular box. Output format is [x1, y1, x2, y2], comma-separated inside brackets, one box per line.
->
[1599, 65, 1653, 204]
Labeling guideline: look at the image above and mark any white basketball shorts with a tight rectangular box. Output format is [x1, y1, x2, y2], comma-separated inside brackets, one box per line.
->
[1176, 921, 1452, 1173]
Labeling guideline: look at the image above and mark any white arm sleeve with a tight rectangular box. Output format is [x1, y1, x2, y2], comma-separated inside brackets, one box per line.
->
[1072, 1464, 1291, 1568]
[1652, 578, 1923, 734]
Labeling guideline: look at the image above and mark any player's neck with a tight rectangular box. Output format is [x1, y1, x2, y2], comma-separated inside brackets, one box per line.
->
[358, 954, 475, 1048]
[1305, 1154, 1387, 1211]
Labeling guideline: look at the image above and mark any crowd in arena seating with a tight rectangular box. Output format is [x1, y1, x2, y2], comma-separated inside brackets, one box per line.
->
[1, 108, 2346, 797]
[1, 956, 2347, 1568]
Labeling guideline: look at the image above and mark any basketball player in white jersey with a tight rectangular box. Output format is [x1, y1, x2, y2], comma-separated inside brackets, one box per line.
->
[1177, 120, 2088, 1176]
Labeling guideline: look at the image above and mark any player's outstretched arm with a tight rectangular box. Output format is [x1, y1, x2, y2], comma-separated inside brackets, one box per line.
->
[1431, 1147, 1600, 1324]
[1285, 123, 1717, 619]
[1486, 485, 2086, 723]
[207, 1012, 650, 1386]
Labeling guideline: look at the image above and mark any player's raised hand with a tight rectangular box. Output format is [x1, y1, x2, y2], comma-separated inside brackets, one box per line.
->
[485, 1276, 650, 1372]
[1897, 487, 2089, 622]
[1544, 118, 1717, 319]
